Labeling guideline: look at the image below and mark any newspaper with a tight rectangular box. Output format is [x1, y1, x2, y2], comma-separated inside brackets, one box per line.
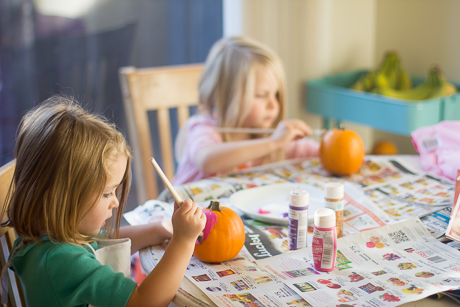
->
[341, 183, 394, 237]
[343, 174, 455, 236]
[420, 206, 452, 238]
[256, 218, 460, 307]
[140, 218, 460, 307]
[126, 157, 460, 306]
[123, 199, 173, 225]
[141, 244, 312, 307]
[157, 158, 454, 226]
[157, 157, 418, 203]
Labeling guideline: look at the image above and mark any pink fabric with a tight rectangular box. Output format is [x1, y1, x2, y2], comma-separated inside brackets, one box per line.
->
[172, 114, 320, 185]
[411, 120, 460, 181]
[173, 115, 222, 185]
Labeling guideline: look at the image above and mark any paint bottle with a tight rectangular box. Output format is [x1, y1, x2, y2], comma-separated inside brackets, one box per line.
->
[324, 182, 344, 238]
[312, 208, 337, 272]
[288, 189, 309, 250]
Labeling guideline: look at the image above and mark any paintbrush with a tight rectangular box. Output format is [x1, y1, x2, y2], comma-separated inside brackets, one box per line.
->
[149, 157, 204, 243]
[214, 127, 324, 135]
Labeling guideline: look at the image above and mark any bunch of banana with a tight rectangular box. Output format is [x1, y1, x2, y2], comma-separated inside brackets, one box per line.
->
[351, 51, 412, 92]
[375, 66, 458, 101]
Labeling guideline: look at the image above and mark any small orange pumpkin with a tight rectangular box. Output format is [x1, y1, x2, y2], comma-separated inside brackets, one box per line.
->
[194, 200, 245, 263]
[372, 140, 398, 155]
[319, 128, 365, 176]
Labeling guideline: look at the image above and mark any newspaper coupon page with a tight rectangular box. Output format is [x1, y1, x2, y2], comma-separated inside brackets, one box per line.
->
[257, 218, 460, 307]
[123, 199, 173, 225]
[184, 250, 313, 307]
[143, 240, 313, 306]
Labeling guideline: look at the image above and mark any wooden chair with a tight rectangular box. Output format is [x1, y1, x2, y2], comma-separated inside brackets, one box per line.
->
[119, 64, 203, 203]
[0, 159, 25, 307]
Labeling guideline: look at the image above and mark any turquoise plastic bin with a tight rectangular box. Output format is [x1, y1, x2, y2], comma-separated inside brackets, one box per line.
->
[306, 70, 460, 136]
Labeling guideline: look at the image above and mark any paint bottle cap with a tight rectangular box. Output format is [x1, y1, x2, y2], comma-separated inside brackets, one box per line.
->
[314, 208, 336, 228]
[325, 182, 344, 200]
[289, 189, 309, 207]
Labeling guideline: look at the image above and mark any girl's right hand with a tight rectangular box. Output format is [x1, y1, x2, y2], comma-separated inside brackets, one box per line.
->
[270, 119, 312, 148]
[171, 199, 206, 243]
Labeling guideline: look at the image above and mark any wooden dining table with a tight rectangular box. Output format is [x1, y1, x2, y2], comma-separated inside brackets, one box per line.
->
[139, 155, 459, 307]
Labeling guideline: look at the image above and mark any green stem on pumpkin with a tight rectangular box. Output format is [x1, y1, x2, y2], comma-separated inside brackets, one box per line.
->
[208, 200, 222, 211]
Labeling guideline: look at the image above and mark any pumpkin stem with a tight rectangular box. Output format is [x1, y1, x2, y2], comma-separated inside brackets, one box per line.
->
[207, 200, 222, 211]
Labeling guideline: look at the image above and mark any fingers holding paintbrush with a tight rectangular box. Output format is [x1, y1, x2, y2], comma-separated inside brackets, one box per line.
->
[149, 157, 206, 243]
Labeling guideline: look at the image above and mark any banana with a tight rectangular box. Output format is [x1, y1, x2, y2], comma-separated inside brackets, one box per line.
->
[375, 81, 433, 100]
[363, 72, 376, 91]
[396, 69, 412, 90]
[351, 71, 375, 92]
[425, 66, 458, 99]
[374, 71, 390, 89]
[376, 66, 458, 101]
[394, 54, 412, 90]
[350, 79, 365, 91]
[442, 83, 458, 96]
[374, 53, 395, 89]
[349, 52, 457, 100]
[351, 51, 411, 93]
[382, 53, 399, 89]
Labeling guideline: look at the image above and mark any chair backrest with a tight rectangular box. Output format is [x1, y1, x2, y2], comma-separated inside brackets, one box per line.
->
[0, 159, 25, 307]
[119, 64, 203, 203]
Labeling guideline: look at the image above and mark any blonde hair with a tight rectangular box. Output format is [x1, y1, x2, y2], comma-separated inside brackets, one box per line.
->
[2, 96, 132, 244]
[199, 36, 287, 142]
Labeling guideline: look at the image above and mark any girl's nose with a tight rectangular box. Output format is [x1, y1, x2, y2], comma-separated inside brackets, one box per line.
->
[267, 95, 278, 109]
[110, 197, 119, 209]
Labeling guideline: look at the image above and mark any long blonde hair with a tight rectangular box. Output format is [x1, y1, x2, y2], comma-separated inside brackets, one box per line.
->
[199, 36, 287, 142]
[2, 96, 132, 244]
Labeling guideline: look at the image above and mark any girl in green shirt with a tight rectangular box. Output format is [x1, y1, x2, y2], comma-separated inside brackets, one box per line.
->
[1, 96, 206, 307]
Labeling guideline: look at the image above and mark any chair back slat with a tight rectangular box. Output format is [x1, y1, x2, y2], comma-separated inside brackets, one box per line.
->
[119, 64, 203, 202]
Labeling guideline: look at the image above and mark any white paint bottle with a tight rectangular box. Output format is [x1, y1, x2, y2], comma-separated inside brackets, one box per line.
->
[288, 189, 309, 250]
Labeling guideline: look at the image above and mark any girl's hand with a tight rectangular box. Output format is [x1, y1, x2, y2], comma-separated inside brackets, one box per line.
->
[270, 119, 312, 148]
[171, 199, 206, 244]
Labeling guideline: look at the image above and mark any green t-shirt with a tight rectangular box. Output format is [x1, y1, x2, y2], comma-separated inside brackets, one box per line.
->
[9, 236, 137, 307]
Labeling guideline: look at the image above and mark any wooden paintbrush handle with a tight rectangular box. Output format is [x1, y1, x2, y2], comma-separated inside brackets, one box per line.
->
[215, 127, 324, 135]
[150, 157, 204, 242]
[149, 157, 183, 205]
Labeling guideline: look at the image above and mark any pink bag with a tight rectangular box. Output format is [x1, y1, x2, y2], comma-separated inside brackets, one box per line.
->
[411, 120, 460, 181]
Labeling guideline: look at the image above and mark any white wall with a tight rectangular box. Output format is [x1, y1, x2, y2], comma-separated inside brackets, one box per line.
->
[224, 0, 459, 154]
[224, 0, 378, 151]
[374, 0, 460, 154]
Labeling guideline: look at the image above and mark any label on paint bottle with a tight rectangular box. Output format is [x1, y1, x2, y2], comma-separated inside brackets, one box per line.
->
[312, 208, 337, 272]
[288, 189, 309, 250]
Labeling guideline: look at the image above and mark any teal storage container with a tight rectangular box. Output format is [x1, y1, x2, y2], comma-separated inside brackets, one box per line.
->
[306, 70, 460, 136]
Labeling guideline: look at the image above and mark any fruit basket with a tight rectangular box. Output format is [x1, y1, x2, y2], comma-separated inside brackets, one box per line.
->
[306, 70, 460, 136]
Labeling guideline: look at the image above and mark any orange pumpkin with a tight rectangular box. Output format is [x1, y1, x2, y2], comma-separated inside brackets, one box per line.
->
[194, 200, 245, 263]
[372, 140, 398, 155]
[319, 128, 365, 176]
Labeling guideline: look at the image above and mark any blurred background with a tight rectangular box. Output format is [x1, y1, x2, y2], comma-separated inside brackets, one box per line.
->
[1, 0, 459, 211]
